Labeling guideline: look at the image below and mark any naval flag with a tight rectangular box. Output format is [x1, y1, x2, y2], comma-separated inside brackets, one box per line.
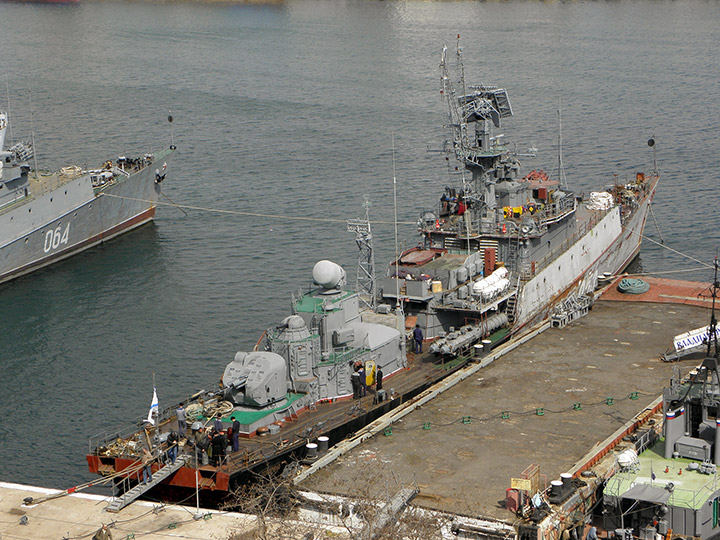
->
[145, 386, 159, 425]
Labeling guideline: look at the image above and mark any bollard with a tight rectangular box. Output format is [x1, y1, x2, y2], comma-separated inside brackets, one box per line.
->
[317, 436, 329, 453]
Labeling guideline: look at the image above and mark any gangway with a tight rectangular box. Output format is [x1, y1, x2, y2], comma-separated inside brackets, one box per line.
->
[106, 455, 188, 513]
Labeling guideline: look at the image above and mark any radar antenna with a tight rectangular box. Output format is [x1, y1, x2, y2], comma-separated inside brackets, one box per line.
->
[440, 38, 513, 170]
[347, 196, 376, 310]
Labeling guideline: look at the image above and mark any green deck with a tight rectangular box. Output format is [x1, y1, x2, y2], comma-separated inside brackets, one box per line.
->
[605, 440, 720, 510]
[295, 290, 353, 313]
[196, 393, 306, 426]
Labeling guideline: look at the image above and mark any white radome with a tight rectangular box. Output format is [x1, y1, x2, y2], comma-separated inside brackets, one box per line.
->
[312, 260, 346, 289]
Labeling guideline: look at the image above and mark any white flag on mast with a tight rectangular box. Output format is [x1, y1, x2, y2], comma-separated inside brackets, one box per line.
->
[145, 386, 159, 425]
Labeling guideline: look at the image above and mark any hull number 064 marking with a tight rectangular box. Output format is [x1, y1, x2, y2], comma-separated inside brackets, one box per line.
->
[43, 223, 70, 253]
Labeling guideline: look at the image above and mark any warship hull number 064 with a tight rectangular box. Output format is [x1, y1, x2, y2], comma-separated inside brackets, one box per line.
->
[0, 110, 175, 284]
[85, 41, 657, 506]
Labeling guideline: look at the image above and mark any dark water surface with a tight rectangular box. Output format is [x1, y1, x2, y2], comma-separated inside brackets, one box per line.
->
[1, 0, 719, 490]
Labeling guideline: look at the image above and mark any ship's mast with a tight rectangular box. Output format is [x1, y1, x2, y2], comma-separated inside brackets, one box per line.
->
[439, 38, 515, 234]
[707, 257, 719, 359]
[29, 91, 39, 178]
[347, 196, 376, 310]
[5, 77, 13, 147]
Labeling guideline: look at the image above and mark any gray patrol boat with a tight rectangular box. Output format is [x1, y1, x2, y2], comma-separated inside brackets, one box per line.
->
[0, 110, 174, 284]
[87, 260, 422, 506]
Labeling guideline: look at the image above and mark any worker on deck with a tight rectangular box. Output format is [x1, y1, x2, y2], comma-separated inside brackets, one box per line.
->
[211, 430, 227, 466]
[351, 366, 360, 399]
[188, 424, 209, 466]
[166, 430, 179, 464]
[413, 324, 424, 353]
[141, 448, 153, 485]
[358, 364, 366, 397]
[176, 405, 186, 434]
[231, 416, 240, 452]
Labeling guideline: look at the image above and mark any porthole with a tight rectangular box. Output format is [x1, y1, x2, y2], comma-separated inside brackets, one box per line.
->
[28, 208, 31, 213]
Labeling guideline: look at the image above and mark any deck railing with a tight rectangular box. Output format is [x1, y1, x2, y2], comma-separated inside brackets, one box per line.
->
[87, 390, 210, 455]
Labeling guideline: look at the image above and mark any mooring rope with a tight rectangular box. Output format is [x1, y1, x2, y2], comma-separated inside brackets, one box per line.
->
[100, 193, 417, 226]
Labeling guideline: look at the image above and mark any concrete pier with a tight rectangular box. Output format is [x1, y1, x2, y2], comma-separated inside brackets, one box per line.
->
[0, 482, 254, 539]
[0, 481, 352, 540]
[301, 299, 710, 521]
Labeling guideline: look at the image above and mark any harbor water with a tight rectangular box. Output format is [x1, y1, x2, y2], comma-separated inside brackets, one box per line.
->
[0, 0, 719, 491]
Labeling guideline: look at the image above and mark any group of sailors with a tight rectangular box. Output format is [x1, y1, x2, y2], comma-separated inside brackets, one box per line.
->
[182, 411, 242, 467]
[112, 154, 153, 173]
[350, 362, 383, 400]
[439, 187, 469, 218]
[140, 405, 243, 478]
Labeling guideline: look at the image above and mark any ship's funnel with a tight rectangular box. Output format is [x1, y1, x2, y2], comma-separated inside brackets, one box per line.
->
[664, 405, 685, 459]
[312, 260, 346, 289]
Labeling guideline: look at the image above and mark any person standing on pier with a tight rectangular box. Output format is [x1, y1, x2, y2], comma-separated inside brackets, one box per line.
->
[92, 524, 113, 540]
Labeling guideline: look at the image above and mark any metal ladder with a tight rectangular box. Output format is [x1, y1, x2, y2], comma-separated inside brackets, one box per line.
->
[106, 455, 187, 513]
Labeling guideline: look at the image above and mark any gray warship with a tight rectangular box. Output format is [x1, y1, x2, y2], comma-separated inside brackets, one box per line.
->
[87, 260, 430, 506]
[0, 110, 174, 284]
[381, 41, 658, 354]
